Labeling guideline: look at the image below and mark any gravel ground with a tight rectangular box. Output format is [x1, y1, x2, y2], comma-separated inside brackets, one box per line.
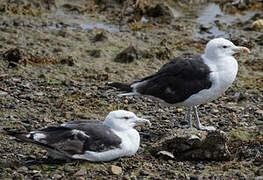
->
[0, 0, 262, 179]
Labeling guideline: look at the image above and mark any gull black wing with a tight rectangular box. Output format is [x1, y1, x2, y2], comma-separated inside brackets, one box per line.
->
[132, 55, 212, 104]
[6, 124, 122, 158]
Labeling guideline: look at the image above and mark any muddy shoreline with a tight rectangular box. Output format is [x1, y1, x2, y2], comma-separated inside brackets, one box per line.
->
[0, 0, 263, 179]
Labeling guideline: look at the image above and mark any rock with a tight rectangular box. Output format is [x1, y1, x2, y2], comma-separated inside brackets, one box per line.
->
[211, 108, 219, 114]
[60, 56, 75, 66]
[199, 24, 212, 34]
[190, 175, 203, 180]
[255, 110, 263, 115]
[17, 166, 28, 173]
[176, 108, 183, 113]
[195, 163, 205, 170]
[145, 4, 172, 18]
[114, 45, 137, 63]
[151, 128, 230, 161]
[255, 176, 263, 180]
[109, 165, 122, 175]
[0, 90, 8, 96]
[94, 0, 122, 6]
[76, 177, 85, 180]
[53, 173, 63, 179]
[74, 168, 87, 176]
[89, 49, 101, 58]
[251, 19, 263, 30]
[131, 176, 137, 180]
[91, 32, 107, 42]
[3, 48, 22, 67]
[140, 170, 150, 176]
[32, 172, 43, 178]
[256, 167, 263, 176]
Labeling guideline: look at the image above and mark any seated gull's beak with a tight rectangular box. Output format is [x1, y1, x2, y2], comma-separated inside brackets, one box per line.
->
[135, 117, 151, 127]
[233, 46, 250, 54]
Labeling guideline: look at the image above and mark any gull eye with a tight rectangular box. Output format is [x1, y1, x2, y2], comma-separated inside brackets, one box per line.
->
[123, 116, 129, 120]
[222, 45, 228, 49]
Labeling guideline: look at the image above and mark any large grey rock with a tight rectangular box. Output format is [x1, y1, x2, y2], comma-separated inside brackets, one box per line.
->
[151, 128, 230, 161]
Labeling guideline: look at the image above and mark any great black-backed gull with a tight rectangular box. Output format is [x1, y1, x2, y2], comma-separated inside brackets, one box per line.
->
[110, 38, 249, 131]
[5, 110, 151, 162]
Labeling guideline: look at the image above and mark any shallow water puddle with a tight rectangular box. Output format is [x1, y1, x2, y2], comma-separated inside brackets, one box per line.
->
[194, 3, 255, 38]
[47, 10, 119, 32]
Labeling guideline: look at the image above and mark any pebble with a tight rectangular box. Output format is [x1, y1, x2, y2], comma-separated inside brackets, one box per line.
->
[255, 176, 263, 180]
[53, 174, 63, 179]
[74, 168, 87, 176]
[211, 108, 219, 114]
[109, 165, 122, 175]
[140, 170, 150, 176]
[190, 175, 203, 180]
[0, 90, 8, 96]
[176, 108, 183, 113]
[17, 166, 28, 173]
[257, 167, 263, 176]
[255, 110, 263, 115]
[195, 163, 205, 170]
[32, 172, 43, 178]
[76, 177, 85, 180]
[130, 177, 137, 180]
[252, 19, 263, 29]
[28, 165, 39, 170]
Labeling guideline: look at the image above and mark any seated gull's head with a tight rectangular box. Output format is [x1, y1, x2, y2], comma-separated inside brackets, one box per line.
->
[204, 38, 250, 59]
[103, 110, 151, 131]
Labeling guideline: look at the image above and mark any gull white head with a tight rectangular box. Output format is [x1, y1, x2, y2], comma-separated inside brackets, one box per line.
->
[103, 110, 151, 131]
[204, 38, 250, 59]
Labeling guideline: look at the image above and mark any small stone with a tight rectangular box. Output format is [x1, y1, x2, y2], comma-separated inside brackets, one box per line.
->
[211, 108, 219, 114]
[131, 176, 137, 180]
[145, 4, 172, 18]
[89, 49, 101, 58]
[60, 56, 75, 66]
[109, 165, 122, 175]
[190, 175, 203, 180]
[176, 108, 183, 113]
[114, 45, 137, 63]
[64, 167, 75, 173]
[32, 172, 43, 178]
[254, 176, 263, 180]
[17, 166, 28, 173]
[28, 165, 39, 170]
[53, 174, 62, 179]
[122, 176, 131, 180]
[76, 177, 85, 180]
[35, 92, 44, 96]
[91, 32, 107, 42]
[168, 170, 177, 175]
[251, 19, 263, 29]
[256, 167, 263, 176]
[255, 110, 263, 115]
[74, 168, 87, 176]
[3, 48, 22, 67]
[140, 170, 150, 176]
[0, 91, 8, 96]
[195, 163, 205, 170]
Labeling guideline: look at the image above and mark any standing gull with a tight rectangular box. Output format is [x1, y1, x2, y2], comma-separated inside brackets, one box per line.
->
[5, 110, 151, 162]
[109, 38, 249, 131]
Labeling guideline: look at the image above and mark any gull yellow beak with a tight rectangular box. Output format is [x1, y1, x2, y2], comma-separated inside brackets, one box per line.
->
[136, 118, 151, 127]
[234, 46, 250, 54]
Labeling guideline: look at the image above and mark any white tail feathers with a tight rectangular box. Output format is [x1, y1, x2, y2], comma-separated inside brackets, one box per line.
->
[118, 92, 138, 97]
[117, 81, 143, 97]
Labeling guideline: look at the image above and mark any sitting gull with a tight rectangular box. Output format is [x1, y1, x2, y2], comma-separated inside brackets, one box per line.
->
[5, 110, 151, 162]
[109, 38, 250, 131]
